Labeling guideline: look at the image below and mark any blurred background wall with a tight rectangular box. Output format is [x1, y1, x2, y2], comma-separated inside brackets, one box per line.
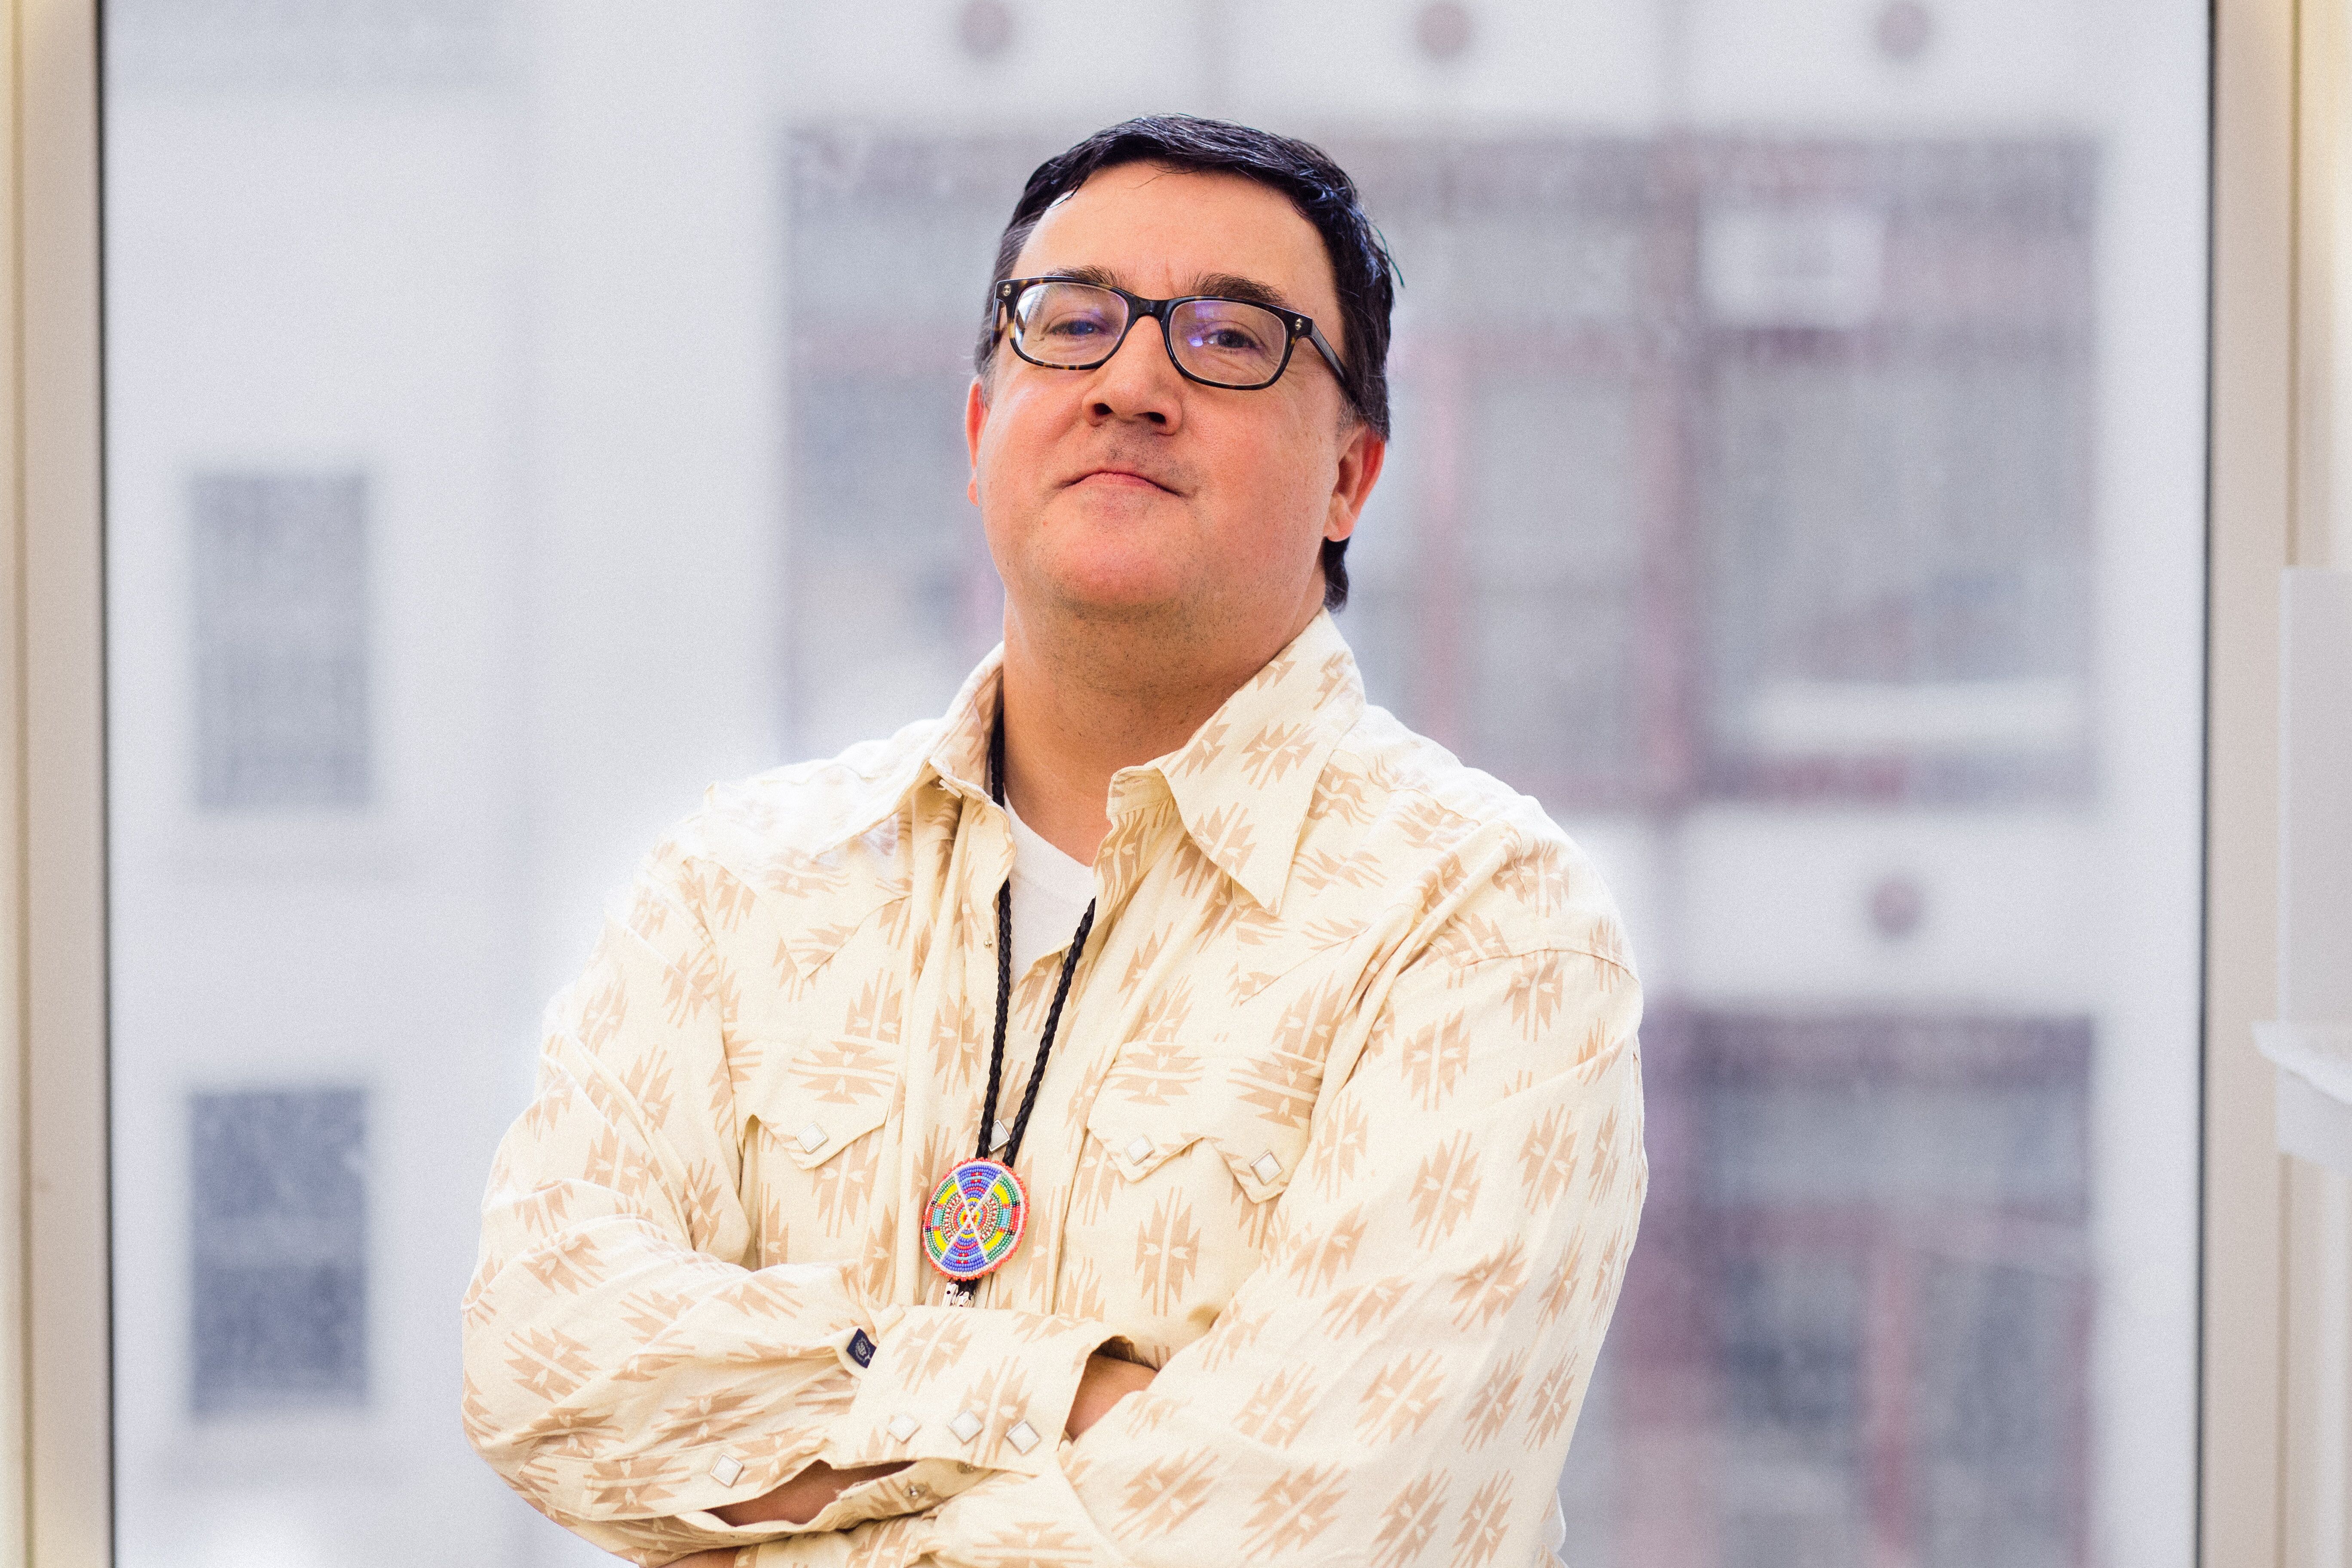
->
[98, 2, 2210, 1564]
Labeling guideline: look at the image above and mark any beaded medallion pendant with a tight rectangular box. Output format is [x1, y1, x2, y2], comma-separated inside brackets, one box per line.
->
[922, 1156, 1028, 1283]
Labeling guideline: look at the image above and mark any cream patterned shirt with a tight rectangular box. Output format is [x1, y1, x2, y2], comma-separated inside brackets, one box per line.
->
[465, 612, 1646, 1568]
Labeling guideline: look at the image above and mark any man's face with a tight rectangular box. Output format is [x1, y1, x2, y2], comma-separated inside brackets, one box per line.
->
[965, 163, 1384, 640]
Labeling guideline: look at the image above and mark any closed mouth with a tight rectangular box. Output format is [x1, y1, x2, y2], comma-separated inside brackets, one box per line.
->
[1070, 467, 1178, 494]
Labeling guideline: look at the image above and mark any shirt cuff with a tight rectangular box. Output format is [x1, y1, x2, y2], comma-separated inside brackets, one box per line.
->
[663, 1454, 982, 1547]
[827, 1305, 1122, 1478]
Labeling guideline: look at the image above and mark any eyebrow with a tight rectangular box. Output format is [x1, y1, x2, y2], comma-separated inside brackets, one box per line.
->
[1041, 264, 1305, 317]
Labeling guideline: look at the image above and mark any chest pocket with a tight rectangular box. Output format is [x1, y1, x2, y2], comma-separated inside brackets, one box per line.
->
[747, 1033, 902, 1158]
[1084, 1041, 1323, 1204]
[741, 1033, 903, 1254]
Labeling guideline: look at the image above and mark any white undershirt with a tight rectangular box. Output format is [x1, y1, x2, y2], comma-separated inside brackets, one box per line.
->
[1003, 799, 1096, 978]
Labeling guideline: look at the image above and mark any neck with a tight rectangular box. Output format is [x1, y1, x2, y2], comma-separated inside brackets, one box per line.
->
[997, 597, 1321, 864]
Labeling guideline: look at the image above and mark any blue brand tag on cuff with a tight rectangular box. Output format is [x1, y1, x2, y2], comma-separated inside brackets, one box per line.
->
[848, 1328, 876, 1368]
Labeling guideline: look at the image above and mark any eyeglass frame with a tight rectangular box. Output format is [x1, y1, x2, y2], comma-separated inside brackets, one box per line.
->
[991, 275, 1351, 394]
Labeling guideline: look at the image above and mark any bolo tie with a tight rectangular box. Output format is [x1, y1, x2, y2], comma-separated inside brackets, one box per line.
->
[921, 703, 1097, 1306]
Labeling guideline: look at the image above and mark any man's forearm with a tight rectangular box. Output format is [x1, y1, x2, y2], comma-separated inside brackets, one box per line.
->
[1066, 1352, 1156, 1439]
[715, 1460, 913, 1527]
[707, 1354, 1152, 1531]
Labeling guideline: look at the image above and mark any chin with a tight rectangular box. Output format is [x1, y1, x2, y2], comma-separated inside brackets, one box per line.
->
[1047, 567, 1187, 620]
[1017, 513, 1191, 613]
[1024, 542, 1193, 618]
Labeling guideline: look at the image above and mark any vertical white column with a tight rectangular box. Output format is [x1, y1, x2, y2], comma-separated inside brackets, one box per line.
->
[2280, 570, 2352, 1028]
[2278, 567, 2352, 1568]
[2285, 3, 2352, 1560]
[516, 1, 787, 1010]
[2082, 2, 2213, 1564]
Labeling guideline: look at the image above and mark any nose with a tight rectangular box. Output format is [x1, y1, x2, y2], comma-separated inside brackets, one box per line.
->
[1084, 307, 1184, 429]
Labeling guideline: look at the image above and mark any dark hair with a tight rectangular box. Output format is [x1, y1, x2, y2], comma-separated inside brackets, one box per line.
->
[976, 115, 1397, 611]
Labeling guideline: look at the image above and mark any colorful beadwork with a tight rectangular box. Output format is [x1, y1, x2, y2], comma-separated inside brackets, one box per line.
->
[922, 1157, 1027, 1283]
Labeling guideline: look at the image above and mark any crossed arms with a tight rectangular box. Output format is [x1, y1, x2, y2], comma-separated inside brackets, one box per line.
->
[463, 847, 1646, 1567]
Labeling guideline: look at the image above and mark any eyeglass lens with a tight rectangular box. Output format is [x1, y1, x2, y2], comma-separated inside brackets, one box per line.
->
[1011, 282, 1291, 388]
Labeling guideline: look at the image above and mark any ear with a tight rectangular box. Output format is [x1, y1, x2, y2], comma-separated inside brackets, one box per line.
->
[1323, 422, 1387, 542]
[964, 375, 989, 507]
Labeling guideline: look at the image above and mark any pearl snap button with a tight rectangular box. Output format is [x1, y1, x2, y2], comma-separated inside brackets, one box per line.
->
[708, 1454, 744, 1485]
[949, 1409, 983, 1444]
[1124, 1135, 1152, 1162]
[991, 1118, 1012, 1152]
[1252, 1151, 1283, 1183]
[887, 1413, 919, 1442]
[797, 1122, 828, 1154]
[1005, 1419, 1041, 1454]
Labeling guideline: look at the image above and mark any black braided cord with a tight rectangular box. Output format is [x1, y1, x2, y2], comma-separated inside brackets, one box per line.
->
[974, 701, 1096, 1168]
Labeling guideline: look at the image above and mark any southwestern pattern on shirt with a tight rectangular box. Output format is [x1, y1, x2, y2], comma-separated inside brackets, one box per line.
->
[464, 611, 1647, 1568]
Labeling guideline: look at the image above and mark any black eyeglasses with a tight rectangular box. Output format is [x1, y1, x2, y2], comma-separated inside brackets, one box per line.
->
[992, 276, 1348, 392]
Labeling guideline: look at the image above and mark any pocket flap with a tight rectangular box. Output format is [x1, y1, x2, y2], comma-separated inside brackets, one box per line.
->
[767, 1094, 893, 1170]
[1209, 1126, 1307, 1204]
[745, 1033, 900, 1170]
[1086, 1081, 1313, 1203]
[1087, 1113, 1206, 1183]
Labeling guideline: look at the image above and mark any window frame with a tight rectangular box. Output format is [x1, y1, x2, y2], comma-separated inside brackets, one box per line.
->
[0, 1, 2307, 1563]
[2205, 0, 2306, 1562]
[10, 1, 113, 1563]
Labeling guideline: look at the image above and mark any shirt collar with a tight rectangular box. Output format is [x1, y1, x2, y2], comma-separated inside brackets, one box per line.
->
[810, 612, 1366, 916]
[1120, 610, 1363, 915]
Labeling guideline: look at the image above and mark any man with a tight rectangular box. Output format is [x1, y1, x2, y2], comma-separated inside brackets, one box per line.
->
[465, 115, 1645, 1568]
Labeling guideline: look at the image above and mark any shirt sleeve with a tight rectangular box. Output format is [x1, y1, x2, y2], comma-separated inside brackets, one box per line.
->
[890, 936, 1647, 1568]
[461, 843, 1116, 1565]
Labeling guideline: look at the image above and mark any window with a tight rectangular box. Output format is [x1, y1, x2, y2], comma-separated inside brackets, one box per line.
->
[189, 472, 372, 812]
[100, 6, 2210, 1564]
[188, 1087, 369, 1415]
[1620, 1012, 2091, 1563]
